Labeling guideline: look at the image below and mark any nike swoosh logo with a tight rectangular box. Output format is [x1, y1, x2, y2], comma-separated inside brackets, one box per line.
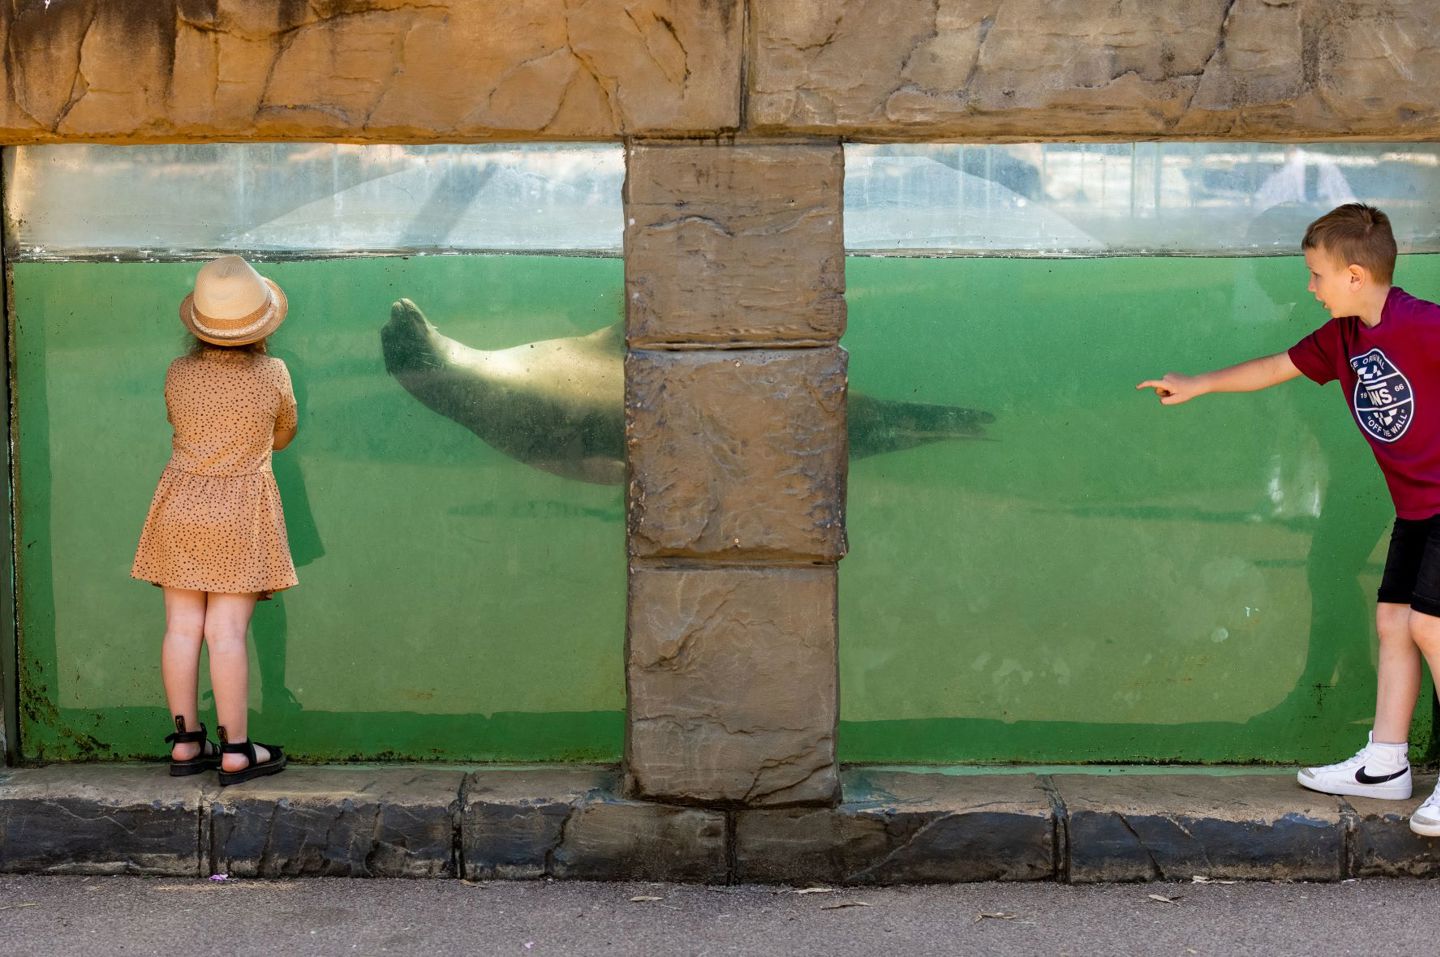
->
[1355, 766, 1409, 784]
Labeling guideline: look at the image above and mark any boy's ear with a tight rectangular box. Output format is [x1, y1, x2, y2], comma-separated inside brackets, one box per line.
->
[1347, 262, 1370, 286]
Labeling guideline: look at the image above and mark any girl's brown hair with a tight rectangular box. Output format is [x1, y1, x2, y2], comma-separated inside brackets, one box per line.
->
[1302, 203, 1398, 284]
[187, 336, 268, 357]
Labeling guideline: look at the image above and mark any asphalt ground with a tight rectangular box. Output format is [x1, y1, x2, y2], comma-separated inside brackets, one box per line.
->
[2, 875, 1438, 957]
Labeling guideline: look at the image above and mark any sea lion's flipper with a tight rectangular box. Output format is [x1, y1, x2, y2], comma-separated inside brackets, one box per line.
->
[848, 393, 995, 458]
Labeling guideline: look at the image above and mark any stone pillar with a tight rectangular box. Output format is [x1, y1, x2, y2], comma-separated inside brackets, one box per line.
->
[622, 141, 847, 807]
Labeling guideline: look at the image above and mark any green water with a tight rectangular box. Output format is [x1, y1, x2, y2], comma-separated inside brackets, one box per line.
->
[840, 254, 1438, 764]
[12, 253, 1439, 764]
[14, 256, 627, 761]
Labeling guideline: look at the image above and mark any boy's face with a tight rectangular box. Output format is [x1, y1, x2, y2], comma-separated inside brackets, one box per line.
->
[1305, 246, 1368, 318]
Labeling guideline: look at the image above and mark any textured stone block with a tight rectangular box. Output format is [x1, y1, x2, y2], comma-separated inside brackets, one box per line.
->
[626, 564, 839, 807]
[0, 0, 741, 142]
[626, 348, 847, 561]
[749, 0, 1440, 139]
[550, 799, 728, 881]
[462, 766, 615, 880]
[736, 769, 1054, 883]
[461, 766, 727, 881]
[210, 768, 463, 878]
[1348, 774, 1440, 877]
[0, 765, 204, 876]
[1056, 773, 1345, 883]
[625, 142, 845, 346]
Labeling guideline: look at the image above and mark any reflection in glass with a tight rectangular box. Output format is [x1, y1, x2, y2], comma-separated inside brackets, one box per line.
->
[7, 144, 624, 257]
[846, 143, 1440, 254]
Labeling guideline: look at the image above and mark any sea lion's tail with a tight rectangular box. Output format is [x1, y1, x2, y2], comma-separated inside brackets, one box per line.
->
[848, 394, 996, 458]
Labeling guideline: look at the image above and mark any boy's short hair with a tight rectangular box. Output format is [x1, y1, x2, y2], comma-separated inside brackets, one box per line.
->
[1302, 203, 1397, 284]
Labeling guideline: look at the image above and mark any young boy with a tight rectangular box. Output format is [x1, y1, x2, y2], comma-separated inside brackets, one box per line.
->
[1138, 204, 1440, 836]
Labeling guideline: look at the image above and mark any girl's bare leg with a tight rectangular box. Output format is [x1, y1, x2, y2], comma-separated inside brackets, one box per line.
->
[161, 587, 208, 761]
[203, 592, 272, 771]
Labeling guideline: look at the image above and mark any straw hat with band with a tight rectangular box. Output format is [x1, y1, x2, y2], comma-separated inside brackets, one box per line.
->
[180, 255, 288, 347]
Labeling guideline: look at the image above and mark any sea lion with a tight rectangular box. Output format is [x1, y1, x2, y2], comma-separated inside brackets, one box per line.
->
[381, 299, 994, 485]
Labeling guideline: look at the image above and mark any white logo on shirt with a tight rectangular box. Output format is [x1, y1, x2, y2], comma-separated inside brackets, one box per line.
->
[1350, 348, 1413, 443]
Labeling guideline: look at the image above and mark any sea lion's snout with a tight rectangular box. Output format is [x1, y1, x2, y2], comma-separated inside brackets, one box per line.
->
[381, 298, 445, 376]
[388, 298, 434, 331]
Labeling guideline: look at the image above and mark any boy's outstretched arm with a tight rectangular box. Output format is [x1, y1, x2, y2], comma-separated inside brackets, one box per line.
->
[1136, 351, 1302, 406]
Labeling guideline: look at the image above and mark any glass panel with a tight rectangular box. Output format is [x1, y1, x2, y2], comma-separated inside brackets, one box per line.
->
[7, 144, 623, 258]
[841, 143, 1438, 763]
[846, 143, 1440, 255]
[11, 145, 626, 761]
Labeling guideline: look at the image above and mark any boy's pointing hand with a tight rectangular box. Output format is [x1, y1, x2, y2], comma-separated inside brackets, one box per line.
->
[1136, 373, 1200, 406]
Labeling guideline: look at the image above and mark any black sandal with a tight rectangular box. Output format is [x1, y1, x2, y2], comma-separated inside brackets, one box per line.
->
[216, 726, 287, 787]
[164, 715, 220, 777]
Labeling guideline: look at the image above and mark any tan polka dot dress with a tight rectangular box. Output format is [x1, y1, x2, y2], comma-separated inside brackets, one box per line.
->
[131, 350, 299, 597]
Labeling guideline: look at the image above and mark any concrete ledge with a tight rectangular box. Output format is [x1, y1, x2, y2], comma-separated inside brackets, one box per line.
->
[211, 768, 464, 878]
[1053, 773, 1346, 883]
[462, 767, 728, 882]
[0, 766, 207, 876]
[735, 769, 1055, 884]
[3, 765, 1439, 882]
[1347, 774, 1440, 878]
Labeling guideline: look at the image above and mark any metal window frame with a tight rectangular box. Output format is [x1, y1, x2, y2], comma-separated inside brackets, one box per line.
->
[1, 146, 18, 767]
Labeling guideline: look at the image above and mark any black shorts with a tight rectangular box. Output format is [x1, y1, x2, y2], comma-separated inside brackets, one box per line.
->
[1378, 515, 1440, 616]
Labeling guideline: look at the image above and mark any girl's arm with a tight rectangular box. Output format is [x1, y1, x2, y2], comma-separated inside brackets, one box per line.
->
[1137, 351, 1302, 406]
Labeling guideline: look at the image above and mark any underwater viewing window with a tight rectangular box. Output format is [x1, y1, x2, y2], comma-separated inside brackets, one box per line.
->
[6, 143, 628, 762]
[840, 142, 1440, 763]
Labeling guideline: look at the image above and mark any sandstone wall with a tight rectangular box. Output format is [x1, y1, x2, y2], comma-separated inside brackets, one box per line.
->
[3, 0, 1438, 143]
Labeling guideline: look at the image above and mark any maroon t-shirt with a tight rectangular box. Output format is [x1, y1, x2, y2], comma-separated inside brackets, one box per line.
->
[1289, 286, 1440, 519]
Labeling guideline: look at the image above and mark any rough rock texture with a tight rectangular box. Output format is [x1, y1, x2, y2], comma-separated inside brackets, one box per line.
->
[622, 139, 847, 810]
[6, 765, 1440, 882]
[749, 0, 1440, 139]
[0, 765, 205, 876]
[1346, 774, 1440, 878]
[626, 348, 847, 561]
[0, 0, 742, 142]
[1054, 773, 1345, 883]
[735, 769, 1055, 883]
[626, 564, 839, 807]
[550, 799, 728, 880]
[462, 765, 611, 880]
[625, 142, 845, 346]
[462, 766, 727, 881]
[5, 0, 1440, 143]
[210, 767, 463, 878]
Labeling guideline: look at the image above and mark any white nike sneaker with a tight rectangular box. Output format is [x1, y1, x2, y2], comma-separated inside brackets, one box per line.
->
[1297, 736, 1412, 800]
[1409, 783, 1440, 837]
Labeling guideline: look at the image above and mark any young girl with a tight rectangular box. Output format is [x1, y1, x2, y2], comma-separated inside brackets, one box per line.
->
[131, 255, 298, 786]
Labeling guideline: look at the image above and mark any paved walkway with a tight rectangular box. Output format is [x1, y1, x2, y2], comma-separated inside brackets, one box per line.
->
[1, 764, 1438, 883]
[4, 874, 1436, 957]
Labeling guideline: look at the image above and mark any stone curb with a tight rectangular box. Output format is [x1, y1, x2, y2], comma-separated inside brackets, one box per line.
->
[2, 765, 1437, 882]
